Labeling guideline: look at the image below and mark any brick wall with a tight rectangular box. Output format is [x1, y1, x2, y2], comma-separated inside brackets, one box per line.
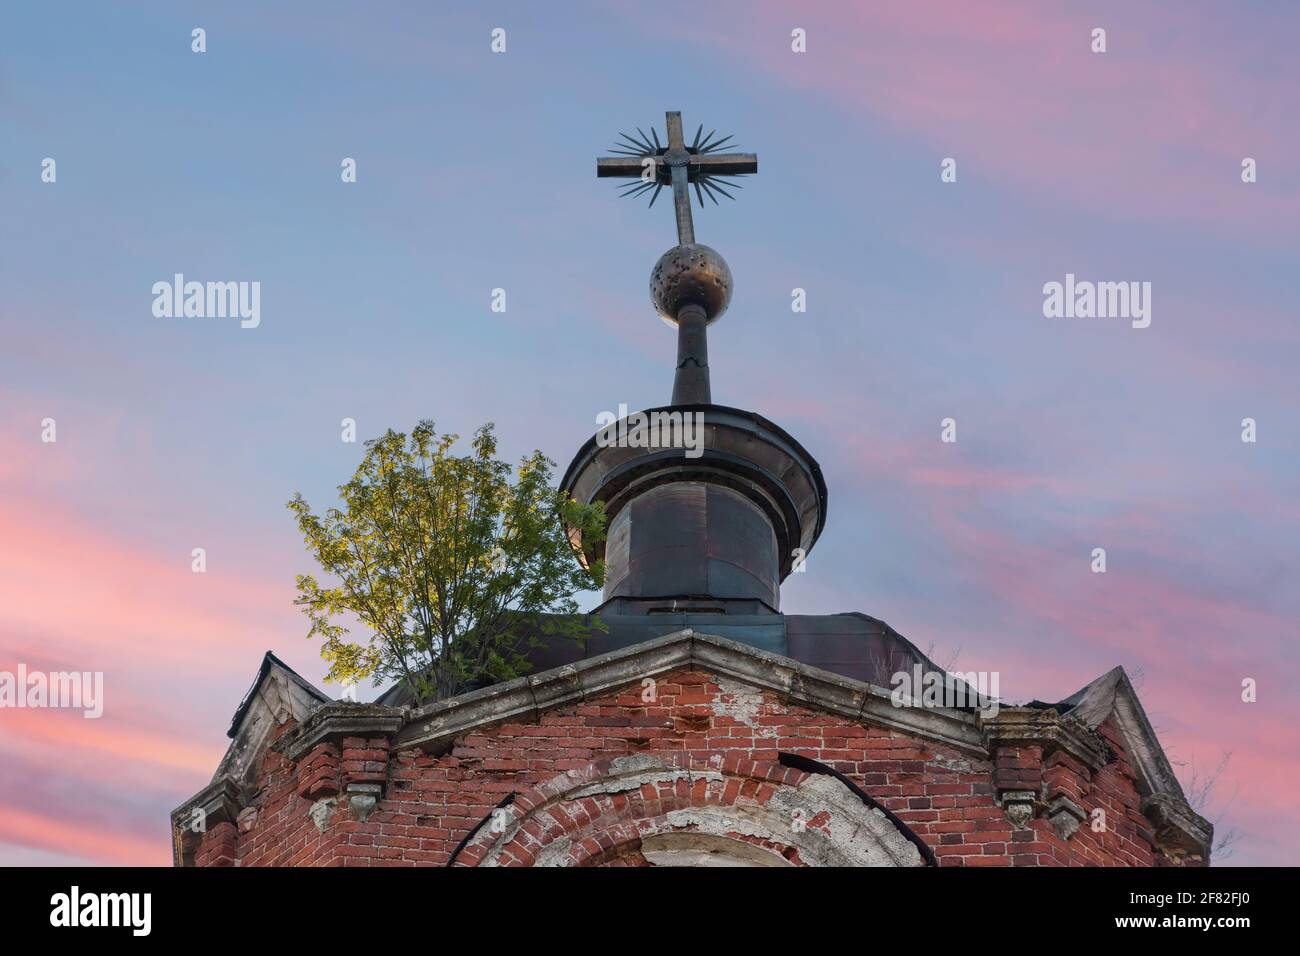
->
[197, 666, 1162, 867]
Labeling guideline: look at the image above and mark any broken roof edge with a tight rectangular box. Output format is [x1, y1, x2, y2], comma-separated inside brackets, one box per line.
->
[1052, 666, 1182, 796]
[372, 607, 968, 710]
[226, 650, 331, 739]
[1049, 665, 1213, 856]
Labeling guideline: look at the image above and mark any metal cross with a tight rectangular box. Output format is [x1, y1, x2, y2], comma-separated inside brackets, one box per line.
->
[596, 111, 757, 245]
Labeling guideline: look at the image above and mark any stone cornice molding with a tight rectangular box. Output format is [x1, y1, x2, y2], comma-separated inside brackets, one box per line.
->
[981, 706, 1109, 771]
[279, 704, 404, 764]
[1142, 792, 1213, 864]
[395, 629, 987, 755]
[169, 774, 244, 867]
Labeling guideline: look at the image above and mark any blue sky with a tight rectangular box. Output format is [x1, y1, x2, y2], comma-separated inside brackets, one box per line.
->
[1, 1, 1296, 864]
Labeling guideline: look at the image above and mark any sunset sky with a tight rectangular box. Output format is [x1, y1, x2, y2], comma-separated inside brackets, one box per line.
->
[1, 0, 1296, 866]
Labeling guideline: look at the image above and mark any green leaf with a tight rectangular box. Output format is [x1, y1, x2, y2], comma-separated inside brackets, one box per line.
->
[287, 421, 606, 703]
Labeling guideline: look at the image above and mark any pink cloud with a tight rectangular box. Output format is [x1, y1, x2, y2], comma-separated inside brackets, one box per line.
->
[0, 807, 163, 868]
[0, 412, 325, 864]
[887, 480, 1296, 862]
[626, 0, 1299, 233]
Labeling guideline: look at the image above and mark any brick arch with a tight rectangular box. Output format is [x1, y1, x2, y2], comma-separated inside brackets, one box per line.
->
[449, 752, 927, 867]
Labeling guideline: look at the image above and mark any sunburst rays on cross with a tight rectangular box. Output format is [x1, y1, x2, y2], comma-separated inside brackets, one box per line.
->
[605, 122, 750, 208]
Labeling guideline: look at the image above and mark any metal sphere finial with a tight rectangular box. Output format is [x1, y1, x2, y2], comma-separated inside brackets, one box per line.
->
[650, 243, 732, 325]
[597, 111, 756, 402]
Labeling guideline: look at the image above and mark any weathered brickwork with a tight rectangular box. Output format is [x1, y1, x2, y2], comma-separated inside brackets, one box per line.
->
[191, 667, 1174, 867]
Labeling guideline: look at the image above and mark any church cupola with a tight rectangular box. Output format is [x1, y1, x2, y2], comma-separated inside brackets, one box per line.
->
[562, 111, 827, 614]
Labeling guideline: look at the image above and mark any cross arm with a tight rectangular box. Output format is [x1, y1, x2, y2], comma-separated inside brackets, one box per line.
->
[598, 152, 757, 181]
[596, 156, 656, 178]
[688, 153, 758, 177]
